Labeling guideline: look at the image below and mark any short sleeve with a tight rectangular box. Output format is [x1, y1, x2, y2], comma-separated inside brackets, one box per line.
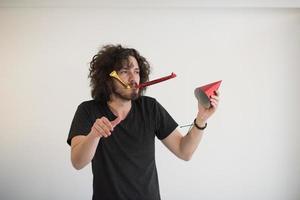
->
[154, 100, 178, 140]
[67, 102, 93, 146]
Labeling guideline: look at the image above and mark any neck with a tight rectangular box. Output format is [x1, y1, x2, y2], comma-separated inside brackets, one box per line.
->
[107, 95, 132, 119]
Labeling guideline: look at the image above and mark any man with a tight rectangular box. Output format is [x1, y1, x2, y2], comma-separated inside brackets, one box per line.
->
[67, 44, 220, 200]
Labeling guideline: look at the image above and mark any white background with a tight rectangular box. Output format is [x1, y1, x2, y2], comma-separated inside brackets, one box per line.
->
[1, 2, 300, 200]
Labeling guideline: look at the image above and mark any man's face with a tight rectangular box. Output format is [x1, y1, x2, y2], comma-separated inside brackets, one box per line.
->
[112, 56, 140, 101]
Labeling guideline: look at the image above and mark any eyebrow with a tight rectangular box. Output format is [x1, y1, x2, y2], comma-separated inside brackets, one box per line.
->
[121, 65, 139, 70]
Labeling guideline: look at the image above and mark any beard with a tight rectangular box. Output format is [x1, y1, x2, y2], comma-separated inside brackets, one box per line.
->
[112, 85, 139, 101]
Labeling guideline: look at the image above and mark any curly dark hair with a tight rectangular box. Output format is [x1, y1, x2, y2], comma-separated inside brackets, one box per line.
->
[88, 44, 151, 103]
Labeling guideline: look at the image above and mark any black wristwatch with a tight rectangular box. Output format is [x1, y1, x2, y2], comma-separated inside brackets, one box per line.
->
[193, 118, 207, 130]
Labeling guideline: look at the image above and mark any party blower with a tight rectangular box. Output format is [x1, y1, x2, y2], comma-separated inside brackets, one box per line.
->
[109, 71, 177, 89]
[194, 80, 222, 108]
[109, 71, 131, 89]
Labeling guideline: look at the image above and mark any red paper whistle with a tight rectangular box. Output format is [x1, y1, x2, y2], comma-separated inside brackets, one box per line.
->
[137, 72, 177, 89]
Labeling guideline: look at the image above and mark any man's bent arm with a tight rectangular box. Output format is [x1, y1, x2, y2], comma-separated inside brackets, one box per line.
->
[163, 92, 219, 161]
[71, 133, 101, 170]
[162, 118, 206, 161]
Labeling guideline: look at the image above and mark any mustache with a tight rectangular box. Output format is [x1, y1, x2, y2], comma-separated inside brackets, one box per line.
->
[128, 81, 138, 88]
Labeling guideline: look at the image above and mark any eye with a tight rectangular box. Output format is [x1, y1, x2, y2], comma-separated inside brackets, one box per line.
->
[120, 70, 128, 74]
[135, 71, 140, 74]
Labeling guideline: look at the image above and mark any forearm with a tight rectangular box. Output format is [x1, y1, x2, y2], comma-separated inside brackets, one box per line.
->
[180, 118, 206, 161]
[71, 133, 101, 170]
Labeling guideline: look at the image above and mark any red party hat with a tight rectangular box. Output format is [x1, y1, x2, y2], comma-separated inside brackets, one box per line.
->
[194, 80, 222, 108]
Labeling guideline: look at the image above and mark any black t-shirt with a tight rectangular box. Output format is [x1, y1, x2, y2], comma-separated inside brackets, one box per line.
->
[67, 96, 178, 200]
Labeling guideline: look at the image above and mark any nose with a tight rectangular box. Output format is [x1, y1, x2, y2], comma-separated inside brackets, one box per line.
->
[128, 71, 134, 78]
[128, 71, 139, 85]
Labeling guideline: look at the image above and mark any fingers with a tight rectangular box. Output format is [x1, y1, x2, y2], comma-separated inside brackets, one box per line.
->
[210, 98, 218, 108]
[111, 116, 122, 127]
[211, 91, 220, 100]
[92, 116, 122, 138]
[210, 90, 220, 108]
[214, 90, 220, 97]
[102, 117, 114, 131]
[94, 119, 111, 138]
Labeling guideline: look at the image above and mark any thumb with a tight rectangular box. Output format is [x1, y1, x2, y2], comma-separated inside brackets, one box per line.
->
[111, 116, 122, 127]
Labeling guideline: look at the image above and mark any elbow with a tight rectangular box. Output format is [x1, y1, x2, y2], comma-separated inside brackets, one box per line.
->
[182, 155, 192, 161]
[71, 157, 86, 170]
[72, 162, 84, 170]
[179, 153, 193, 161]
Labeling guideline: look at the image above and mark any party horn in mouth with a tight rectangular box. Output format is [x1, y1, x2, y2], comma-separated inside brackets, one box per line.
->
[109, 71, 131, 89]
[137, 72, 177, 89]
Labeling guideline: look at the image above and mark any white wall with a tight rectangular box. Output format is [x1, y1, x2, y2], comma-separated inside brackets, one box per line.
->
[0, 7, 300, 200]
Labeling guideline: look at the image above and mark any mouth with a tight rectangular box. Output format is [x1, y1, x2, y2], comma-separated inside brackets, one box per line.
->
[109, 70, 141, 90]
[129, 82, 139, 89]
